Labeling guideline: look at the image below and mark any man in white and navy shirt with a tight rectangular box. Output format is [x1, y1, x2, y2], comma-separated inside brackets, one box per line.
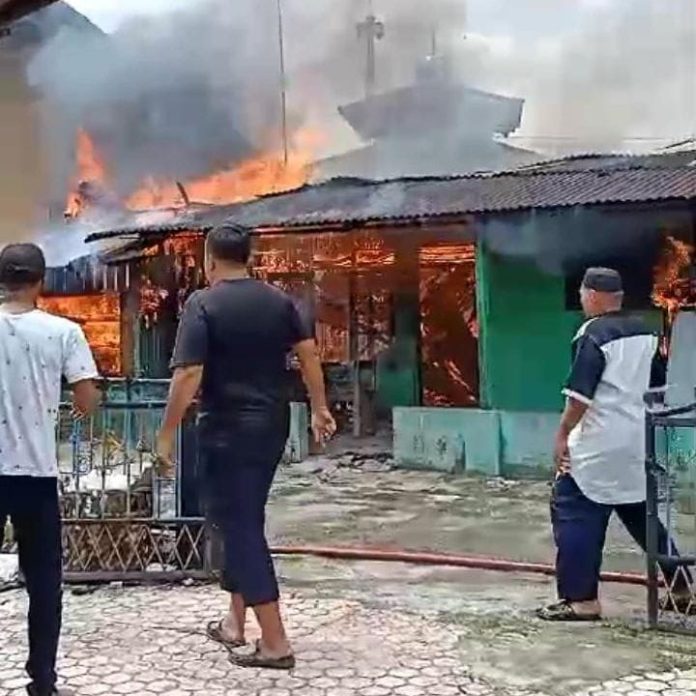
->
[0, 243, 100, 696]
[538, 267, 690, 621]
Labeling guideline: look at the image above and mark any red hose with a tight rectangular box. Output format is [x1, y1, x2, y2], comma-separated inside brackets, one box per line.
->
[271, 544, 650, 587]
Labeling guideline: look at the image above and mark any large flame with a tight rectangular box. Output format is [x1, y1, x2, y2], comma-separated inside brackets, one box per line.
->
[126, 141, 315, 210]
[652, 235, 695, 324]
[38, 294, 121, 375]
[65, 127, 320, 218]
[64, 129, 110, 219]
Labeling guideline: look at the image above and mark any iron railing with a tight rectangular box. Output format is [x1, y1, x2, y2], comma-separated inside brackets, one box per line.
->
[645, 389, 696, 632]
[58, 380, 208, 582]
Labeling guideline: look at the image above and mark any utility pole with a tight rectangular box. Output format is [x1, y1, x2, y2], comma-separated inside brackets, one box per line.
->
[430, 24, 438, 58]
[357, 1, 384, 97]
[276, 0, 289, 165]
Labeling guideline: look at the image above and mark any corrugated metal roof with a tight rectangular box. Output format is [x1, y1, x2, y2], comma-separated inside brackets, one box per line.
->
[517, 149, 696, 173]
[85, 163, 696, 243]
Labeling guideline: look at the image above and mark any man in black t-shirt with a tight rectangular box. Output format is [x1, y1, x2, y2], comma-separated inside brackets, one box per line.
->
[157, 223, 335, 670]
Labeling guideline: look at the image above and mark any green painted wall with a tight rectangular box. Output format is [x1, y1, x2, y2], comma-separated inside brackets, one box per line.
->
[392, 407, 560, 477]
[393, 407, 500, 475]
[376, 299, 421, 409]
[476, 244, 580, 412]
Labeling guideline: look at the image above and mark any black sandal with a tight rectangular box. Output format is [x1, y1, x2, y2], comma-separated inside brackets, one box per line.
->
[228, 640, 296, 670]
[206, 620, 246, 650]
[536, 601, 601, 622]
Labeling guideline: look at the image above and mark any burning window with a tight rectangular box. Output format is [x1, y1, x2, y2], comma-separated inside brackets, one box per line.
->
[252, 231, 396, 364]
[38, 294, 122, 376]
[420, 243, 479, 407]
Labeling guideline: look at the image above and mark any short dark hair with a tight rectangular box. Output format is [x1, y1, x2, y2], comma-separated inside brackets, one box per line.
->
[206, 223, 252, 265]
[0, 243, 46, 291]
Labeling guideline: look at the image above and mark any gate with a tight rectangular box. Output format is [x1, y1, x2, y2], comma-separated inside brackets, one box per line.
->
[59, 380, 209, 583]
[645, 390, 696, 631]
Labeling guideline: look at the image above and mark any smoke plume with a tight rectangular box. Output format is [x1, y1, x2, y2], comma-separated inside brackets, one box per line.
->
[455, 0, 696, 154]
[18, 0, 696, 239]
[28, 0, 292, 205]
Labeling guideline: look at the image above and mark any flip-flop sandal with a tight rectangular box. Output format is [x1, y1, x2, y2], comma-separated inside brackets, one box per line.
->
[536, 601, 601, 622]
[228, 640, 296, 670]
[206, 620, 246, 650]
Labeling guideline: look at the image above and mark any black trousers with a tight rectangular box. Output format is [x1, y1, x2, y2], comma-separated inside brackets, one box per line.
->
[0, 476, 62, 694]
[552, 475, 690, 602]
[199, 412, 288, 607]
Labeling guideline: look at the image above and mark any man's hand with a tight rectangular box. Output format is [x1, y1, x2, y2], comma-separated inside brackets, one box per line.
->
[553, 433, 571, 477]
[311, 407, 337, 445]
[155, 429, 177, 479]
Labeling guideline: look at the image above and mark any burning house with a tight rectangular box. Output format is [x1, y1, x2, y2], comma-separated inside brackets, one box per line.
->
[43, 148, 696, 475]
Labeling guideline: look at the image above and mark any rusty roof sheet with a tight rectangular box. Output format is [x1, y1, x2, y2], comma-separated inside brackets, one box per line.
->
[85, 163, 696, 243]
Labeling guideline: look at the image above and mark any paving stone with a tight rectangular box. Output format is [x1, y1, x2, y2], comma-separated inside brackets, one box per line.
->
[635, 681, 670, 692]
[1, 581, 693, 696]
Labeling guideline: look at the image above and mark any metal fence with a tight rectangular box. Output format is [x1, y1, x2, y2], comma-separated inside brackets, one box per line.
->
[58, 381, 209, 583]
[645, 390, 696, 632]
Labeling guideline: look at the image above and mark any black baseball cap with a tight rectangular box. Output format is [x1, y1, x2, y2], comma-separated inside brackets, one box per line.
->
[581, 267, 623, 293]
[0, 243, 46, 289]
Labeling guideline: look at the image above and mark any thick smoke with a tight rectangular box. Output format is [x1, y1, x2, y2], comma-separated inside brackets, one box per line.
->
[284, 0, 695, 159]
[28, 0, 695, 197]
[25, 0, 478, 210]
[28, 0, 291, 203]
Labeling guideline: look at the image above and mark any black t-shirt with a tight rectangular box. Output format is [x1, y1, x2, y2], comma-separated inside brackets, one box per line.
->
[170, 279, 311, 419]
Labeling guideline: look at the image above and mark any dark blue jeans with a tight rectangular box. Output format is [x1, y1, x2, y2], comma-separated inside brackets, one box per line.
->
[199, 413, 288, 607]
[0, 476, 62, 695]
[552, 475, 687, 602]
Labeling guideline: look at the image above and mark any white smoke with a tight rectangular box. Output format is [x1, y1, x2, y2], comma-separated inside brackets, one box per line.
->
[453, 0, 696, 154]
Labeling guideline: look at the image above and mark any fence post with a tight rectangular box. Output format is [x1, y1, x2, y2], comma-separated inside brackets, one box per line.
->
[645, 409, 659, 628]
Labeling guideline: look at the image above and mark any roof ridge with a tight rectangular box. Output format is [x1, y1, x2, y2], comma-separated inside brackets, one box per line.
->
[317, 162, 696, 188]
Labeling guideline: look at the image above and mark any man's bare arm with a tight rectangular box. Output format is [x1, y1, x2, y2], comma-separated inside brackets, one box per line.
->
[71, 379, 101, 417]
[294, 339, 336, 442]
[294, 339, 329, 411]
[554, 396, 589, 473]
[159, 365, 203, 439]
[558, 397, 588, 439]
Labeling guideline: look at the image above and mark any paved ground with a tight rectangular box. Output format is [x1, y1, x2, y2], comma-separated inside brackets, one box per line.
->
[2, 455, 696, 695]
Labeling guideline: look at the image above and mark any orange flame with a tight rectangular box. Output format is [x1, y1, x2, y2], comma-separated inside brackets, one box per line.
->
[38, 294, 121, 375]
[64, 129, 110, 219]
[65, 128, 321, 217]
[652, 235, 695, 323]
[126, 128, 321, 210]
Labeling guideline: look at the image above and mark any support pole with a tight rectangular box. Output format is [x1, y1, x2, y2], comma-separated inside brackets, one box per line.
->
[349, 240, 362, 438]
[645, 410, 660, 628]
[276, 0, 289, 166]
